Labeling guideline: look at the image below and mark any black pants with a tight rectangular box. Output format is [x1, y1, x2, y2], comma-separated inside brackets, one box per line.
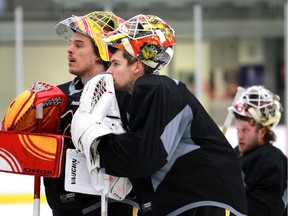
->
[52, 202, 135, 216]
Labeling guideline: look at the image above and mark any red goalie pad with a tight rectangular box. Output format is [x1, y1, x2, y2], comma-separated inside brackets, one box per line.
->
[0, 131, 66, 177]
[2, 82, 67, 133]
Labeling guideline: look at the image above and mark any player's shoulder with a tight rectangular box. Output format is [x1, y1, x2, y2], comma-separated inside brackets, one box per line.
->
[252, 144, 286, 164]
[137, 74, 179, 90]
[57, 80, 72, 89]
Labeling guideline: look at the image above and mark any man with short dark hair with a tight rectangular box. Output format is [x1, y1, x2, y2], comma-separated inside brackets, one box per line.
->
[43, 11, 136, 216]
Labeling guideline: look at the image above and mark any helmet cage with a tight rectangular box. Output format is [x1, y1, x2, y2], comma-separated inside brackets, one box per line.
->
[55, 11, 124, 61]
[103, 14, 176, 70]
[230, 86, 282, 128]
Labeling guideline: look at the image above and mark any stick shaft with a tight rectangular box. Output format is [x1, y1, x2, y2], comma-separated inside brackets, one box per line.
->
[222, 86, 245, 135]
[33, 176, 41, 216]
[33, 103, 43, 216]
[101, 193, 108, 216]
[100, 170, 109, 216]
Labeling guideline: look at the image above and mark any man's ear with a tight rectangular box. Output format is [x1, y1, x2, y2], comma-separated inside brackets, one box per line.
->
[258, 127, 267, 143]
[95, 56, 101, 63]
[134, 61, 144, 73]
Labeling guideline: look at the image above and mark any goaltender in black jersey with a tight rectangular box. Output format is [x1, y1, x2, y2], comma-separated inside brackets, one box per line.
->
[72, 14, 248, 216]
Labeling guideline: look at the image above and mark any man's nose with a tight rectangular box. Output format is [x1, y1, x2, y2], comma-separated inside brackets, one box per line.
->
[107, 67, 113, 74]
[67, 44, 73, 53]
[237, 131, 243, 140]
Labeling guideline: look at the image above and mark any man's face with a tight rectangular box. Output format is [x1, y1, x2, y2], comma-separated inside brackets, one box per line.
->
[107, 50, 136, 94]
[235, 118, 264, 155]
[67, 32, 98, 81]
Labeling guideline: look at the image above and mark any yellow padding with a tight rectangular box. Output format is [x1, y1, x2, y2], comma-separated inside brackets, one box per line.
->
[132, 207, 138, 216]
[0, 194, 47, 204]
[225, 209, 230, 216]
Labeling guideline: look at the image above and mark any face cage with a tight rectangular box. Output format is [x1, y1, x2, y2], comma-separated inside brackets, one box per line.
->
[232, 100, 280, 128]
[242, 90, 274, 110]
[85, 11, 122, 33]
[103, 15, 176, 69]
[117, 14, 175, 45]
[55, 11, 123, 43]
[104, 14, 175, 50]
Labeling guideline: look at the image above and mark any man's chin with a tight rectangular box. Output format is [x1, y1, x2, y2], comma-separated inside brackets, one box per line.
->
[238, 145, 246, 154]
[69, 70, 78, 76]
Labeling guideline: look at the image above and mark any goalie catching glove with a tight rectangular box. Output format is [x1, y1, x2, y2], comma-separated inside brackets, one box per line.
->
[69, 74, 130, 200]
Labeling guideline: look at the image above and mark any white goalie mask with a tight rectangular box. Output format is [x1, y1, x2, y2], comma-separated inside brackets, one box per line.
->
[229, 85, 282, 128]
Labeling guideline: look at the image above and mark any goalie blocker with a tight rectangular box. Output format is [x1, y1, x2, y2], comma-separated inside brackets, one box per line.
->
[65, 149, 133, 201]
[0, 130, 67, 178]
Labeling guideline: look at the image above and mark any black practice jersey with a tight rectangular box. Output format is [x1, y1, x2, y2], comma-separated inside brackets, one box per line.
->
[98, 74, 248, 216]
[235, 144, 287, 216]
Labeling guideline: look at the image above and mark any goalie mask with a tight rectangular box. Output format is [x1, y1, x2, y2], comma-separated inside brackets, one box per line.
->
[55, 11, 124, 61]
[229, 85, 282, 128]
[2, 82, 67, 133]
[103, 14, 176, 70]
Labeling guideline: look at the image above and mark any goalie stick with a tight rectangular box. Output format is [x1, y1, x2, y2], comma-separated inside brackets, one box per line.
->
[32, 82, 65, 216]
[33, 103, 43, 216]
[222, 86, 245, 135]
